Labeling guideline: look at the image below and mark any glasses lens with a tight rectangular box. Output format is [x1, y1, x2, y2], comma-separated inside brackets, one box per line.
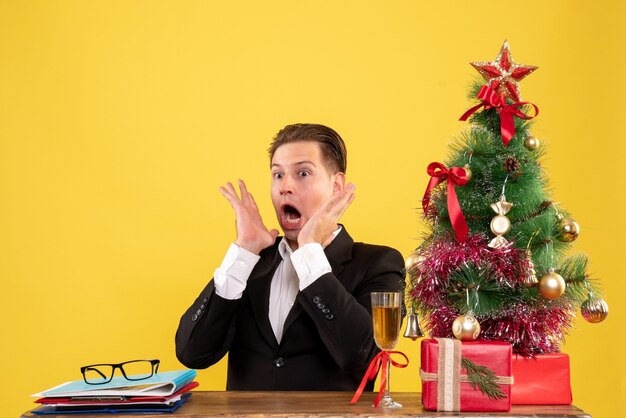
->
[122, 360, 156, 380]
[83, 365, 113, 384]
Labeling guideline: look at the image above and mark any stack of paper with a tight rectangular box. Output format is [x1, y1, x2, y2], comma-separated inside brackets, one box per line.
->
[30, 369, 198, 415]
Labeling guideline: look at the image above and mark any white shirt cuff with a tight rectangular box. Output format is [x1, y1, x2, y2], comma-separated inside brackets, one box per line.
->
[290, 243, 332, 290]
[214, 243, 260, 300]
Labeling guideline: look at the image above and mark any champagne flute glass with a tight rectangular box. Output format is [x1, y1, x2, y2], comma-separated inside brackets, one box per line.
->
[371, 291, 403, 408]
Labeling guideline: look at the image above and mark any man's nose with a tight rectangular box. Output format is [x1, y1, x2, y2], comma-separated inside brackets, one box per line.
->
[279, 174, 294, 194]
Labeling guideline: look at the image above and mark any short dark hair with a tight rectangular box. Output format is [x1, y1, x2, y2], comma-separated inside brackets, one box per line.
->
[268, 123, 347, 173]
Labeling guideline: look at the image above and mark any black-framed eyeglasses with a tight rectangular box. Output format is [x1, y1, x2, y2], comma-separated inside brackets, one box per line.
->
[81, 359, 160, 385]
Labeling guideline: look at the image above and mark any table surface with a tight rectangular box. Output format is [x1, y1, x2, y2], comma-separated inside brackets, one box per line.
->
[21, 391, 591, 418]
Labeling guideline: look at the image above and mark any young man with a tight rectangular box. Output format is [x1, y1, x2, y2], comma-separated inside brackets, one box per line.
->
[175, 124, 405, 390]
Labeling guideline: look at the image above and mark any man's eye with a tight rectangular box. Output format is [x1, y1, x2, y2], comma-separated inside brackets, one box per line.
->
[298, 170, 310, 177]
[273, 172, 284, 179]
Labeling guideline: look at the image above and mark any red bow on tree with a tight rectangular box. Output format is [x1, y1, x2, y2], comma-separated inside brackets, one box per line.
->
[459, 85, 539, 147]
[422, 162, 469, 243]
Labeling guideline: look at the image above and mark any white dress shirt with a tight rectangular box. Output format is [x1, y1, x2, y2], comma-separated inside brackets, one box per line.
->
[213, 229, 340, 343]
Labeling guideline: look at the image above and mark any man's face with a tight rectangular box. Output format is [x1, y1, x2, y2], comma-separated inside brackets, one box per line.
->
[270, 141, 344, 246]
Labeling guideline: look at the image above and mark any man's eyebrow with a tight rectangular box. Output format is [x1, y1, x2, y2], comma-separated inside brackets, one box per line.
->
[271, 160, 316, 168]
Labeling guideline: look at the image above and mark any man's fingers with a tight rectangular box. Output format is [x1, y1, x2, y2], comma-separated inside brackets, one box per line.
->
[224, 182, 238, 198]
[220, 182, 247, 210]
[333, 183, 356, 203]
[327, 184, 356, 217]
[238, 179, 252, 206]
[219, 186, 240, 209]
[337, 191, 356, 218]
[248, 191, 259, 210]
[330, 191, 355, 221]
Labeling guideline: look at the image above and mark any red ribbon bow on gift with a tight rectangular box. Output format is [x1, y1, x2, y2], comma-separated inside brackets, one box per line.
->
[350, 350, 409, 408]
[459, 85, 539, 147]
[422, 162, 469, 243]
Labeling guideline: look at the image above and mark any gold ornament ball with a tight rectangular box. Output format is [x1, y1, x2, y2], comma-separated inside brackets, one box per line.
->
[405, 252, 424, 276]
[490, 214, 511, 236]
[524, 136, 540, 151]
[463, 164, 473, 182]
[538, 271, 566, 299]
[452, 314, 481, 341]
[581, 296, 609, 323]
[558, 217, 580, 242]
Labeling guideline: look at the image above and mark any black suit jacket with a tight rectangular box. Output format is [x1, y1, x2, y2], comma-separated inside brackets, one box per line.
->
[175, 227, 405, 390]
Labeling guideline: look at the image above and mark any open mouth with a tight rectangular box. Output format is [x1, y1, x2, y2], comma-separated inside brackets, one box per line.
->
[281, 204, 302, 227]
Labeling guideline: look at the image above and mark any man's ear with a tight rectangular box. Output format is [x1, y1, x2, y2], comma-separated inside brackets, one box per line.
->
[332, 172, 346, 193]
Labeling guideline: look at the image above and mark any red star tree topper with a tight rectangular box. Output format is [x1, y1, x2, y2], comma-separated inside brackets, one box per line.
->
[471, 40, 538, 102]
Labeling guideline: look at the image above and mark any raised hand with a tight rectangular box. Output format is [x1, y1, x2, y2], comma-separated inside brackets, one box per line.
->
[297, 183, 356, 248]
[219, 179, 279, 254]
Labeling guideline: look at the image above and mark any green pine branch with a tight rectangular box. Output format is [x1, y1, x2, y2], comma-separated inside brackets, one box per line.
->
[447, 262, 519, 316]
[461, 357, 507, 400]
[560, 254, 601, 304]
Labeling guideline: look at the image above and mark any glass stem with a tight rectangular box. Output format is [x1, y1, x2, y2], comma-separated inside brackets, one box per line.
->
[385, 355, 391, 399]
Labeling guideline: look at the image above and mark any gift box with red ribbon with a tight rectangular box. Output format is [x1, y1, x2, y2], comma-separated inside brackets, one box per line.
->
[511, 353, 572, 405]
[420, 338, 513, 412]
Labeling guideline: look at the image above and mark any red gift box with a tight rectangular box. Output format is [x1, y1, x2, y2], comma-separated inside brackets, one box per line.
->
[511, 353, 572, 405]
[420, 338, 513, 412]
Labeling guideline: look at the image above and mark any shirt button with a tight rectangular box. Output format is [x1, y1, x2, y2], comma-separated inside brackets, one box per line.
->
[325, 314, 334, 320]
[239, 261, 246, 268]
[200, 304, 206, 309]
[196, 309, 202, 316]
[322, 308, 330, 314]
[316, 303, 325, 310]
[274, 358, 285, 368]
[192, 314, 198, 321]
[289, 301, 294, 307]
[203, 297, 208, 304]
[312, 296, 321, 304]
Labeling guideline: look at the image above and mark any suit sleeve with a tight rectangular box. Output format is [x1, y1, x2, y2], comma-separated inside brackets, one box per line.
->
[175, 243, 262, 369]
[296, 245, 406, 374]
[174, 279, 240, 369]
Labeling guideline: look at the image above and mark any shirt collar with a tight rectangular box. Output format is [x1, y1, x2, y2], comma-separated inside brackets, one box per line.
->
[278, 226, 343, 260]
[278, 237, 293, 261]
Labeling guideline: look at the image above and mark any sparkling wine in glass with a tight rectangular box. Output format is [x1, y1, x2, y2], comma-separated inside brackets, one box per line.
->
[371, 291, 403, 408]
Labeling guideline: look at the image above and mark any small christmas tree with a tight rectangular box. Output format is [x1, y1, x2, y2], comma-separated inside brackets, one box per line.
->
[406, 41, 608, 357]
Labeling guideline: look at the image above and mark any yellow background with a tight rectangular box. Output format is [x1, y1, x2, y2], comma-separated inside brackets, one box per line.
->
[1, 1, 624, 417]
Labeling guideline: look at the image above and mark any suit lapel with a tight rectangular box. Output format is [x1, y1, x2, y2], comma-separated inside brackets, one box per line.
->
[324, 226, 354, 278]
[282, 226, 354, 334]
[245, 243, 281, 349]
